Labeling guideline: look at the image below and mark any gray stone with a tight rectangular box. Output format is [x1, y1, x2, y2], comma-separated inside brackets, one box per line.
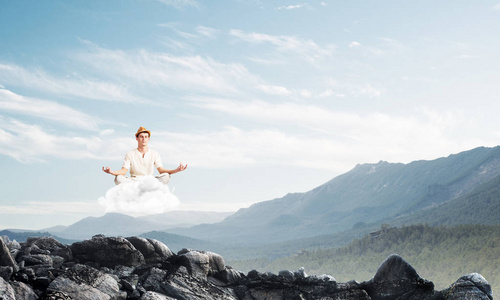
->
[442, 273, 492, 300]
[0, 238, 18, 272]
[126, 237, 173, 264]
[47, 264, 126, 300]
[142, 267, 167, 293]
[139, 291, 177, 300]
[0, 265, 13, 281]
[0, 277, 16, 300]
[179, 250, 210, 280]
[11, 281, 38, 300]
[163, 270, 238, 300]
[71, 235, 145, 268]
[25, 236, 72, 261]
[362, 254, 434, 300]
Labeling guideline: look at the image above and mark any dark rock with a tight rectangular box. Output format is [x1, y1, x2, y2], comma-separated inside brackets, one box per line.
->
[11, 280, 39, 300]
[1, 234, 493, 300]
[127, 237, 173, 264]
[25, 237, 71, 259]
[162, 270, 239, 300]
[0, 277, 16, 300]
[362, 254, 435, 300]
[22, 254, 53, 267]
[142, 267, 167, 293]
[215, 267, 245, 285]
[47, 264, 126, 299]
[71, 235, 145, 268]
[0, 238, 19, 272]
[0, 265, 13, 281]
[440, 273, 493, 300]
[41, 291, 73, 300]
[178, 249, 210, 280]
[139, 291, 177, 299]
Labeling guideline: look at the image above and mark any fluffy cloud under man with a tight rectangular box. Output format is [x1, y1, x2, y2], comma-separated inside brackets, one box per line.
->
[98, 176, 180, 216]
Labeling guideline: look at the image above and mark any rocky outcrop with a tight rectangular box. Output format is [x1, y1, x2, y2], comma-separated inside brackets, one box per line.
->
[0, 235, 493, 299]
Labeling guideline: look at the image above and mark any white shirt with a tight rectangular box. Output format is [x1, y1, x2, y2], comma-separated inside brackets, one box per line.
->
[122, 148, 163, 177]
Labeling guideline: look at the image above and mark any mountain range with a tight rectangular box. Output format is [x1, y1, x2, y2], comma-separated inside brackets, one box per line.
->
[5, 146, 500, 257]
[164, 146, 500, 245]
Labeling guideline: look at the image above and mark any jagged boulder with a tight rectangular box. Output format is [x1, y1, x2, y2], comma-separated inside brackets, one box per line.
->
[161, 266, 238, 300]
[0, 238, 18, 273]
[10, 280, 38, 300]
[139, 291, 177, 299]
[126, 237, 173, 264]
[24, 236, 73, 261]
[177, 249, 211, 280]
[0, 276, 16, 300]
[46, 264, 127, 299]
[441, 273, 493, 300]
[71, 235, 145, 268]
[0, 234, 494, 300]
[361, 254, 435, 300]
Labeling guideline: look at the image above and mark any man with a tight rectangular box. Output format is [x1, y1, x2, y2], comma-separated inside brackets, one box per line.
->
[102, 126, 187, 185]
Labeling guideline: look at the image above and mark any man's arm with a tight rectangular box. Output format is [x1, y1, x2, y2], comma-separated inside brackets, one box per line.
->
[102, 167, 128, 176]
[157, 163, 188, 175]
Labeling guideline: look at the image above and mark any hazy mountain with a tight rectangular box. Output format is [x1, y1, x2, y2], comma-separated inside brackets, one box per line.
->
[166, 146, 500, 245]
[54, 213, 161, 240]
[40, 225, 68, 233]
[139, 231, 221, 253]
[51, 211, 234, 240]
[137, 211, 233, 228]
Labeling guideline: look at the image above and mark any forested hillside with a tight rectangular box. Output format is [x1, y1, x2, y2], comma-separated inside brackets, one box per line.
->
[228, 224, 500, 293]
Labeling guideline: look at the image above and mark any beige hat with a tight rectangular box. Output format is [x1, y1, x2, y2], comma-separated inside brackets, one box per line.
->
[135, 126, 151, 137]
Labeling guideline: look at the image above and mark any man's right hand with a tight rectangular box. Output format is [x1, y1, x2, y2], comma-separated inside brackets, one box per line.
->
[102, 167, 113, 174]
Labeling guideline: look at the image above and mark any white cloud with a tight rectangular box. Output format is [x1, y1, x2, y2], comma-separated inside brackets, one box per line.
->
[230, 29, 334, 62]
[0, 88, 99, 130]
[277, 4, 304, 10]
[0, 118, 129, 163]
[155, 0, 199, 9]
[349, 41, 361, 48]
[185, 98, 493, 166]
[257, 84, 293, 96]
[196, 26, 218, 38]
[494, 3, 500, 10]
[0, 63, 140, 103]
[98, 176, 180, 217]
[75, 44, 261, 96]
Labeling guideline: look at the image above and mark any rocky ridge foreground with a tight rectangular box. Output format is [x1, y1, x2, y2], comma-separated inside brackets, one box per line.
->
[0, 235, 493, 300]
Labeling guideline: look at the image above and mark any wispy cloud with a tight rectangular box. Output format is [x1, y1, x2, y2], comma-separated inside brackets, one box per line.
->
[0, 118, 129, 163]
[196, 26, 219, 38]
[494, 3, 500, 10]
[257, 84, 293, 96]
[0, 88, 99, 130]
[186, 98, 490, 165]
[277, 4, 305, 10]
[0, 63, 140, 103]
[155, 0, 199, 9]
[75, 43, 261, 97]
[230, 29, 334, 62]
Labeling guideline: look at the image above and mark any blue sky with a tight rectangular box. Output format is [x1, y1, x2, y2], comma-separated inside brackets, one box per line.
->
[1, 0, 500, 229]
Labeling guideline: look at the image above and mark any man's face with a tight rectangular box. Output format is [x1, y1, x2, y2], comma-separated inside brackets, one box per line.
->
[136, 132, 150, 147]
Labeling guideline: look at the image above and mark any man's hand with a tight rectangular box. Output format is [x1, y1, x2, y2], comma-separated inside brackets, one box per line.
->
[176, 163, 188, 173]
[103, 166, 128, 176]
[102, 166, 113, 174]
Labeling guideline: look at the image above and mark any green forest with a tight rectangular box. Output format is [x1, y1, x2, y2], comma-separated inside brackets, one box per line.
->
[228, 224, 500, 294]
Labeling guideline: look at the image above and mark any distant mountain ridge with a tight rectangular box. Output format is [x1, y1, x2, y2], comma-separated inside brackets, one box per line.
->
[167, 146, 500, 245]
[52, 211, 233, 240]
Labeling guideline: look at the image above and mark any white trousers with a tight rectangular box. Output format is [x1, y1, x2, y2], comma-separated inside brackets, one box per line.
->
[114, 173, 170, 185]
